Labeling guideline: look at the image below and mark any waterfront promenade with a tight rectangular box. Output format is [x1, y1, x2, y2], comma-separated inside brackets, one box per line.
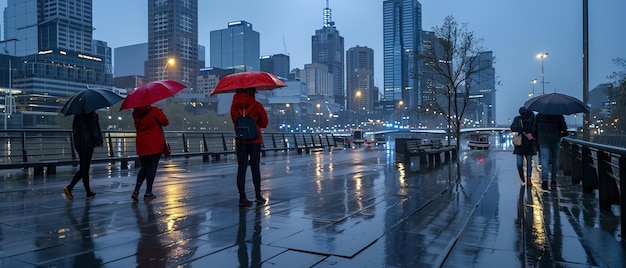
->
[0, 142, 623, 267]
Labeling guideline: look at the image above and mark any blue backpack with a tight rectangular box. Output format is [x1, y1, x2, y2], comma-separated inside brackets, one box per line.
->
[235, 103, 259, 140]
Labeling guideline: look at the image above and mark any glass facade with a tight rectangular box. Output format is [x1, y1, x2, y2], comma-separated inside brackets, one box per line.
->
[383, 0, 422, 110]
[209, 21, 260, 72]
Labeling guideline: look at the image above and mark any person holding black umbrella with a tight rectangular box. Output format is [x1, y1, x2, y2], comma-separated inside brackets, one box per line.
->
[230, 88, 268, 207]
[63, 112, 103, 200]
[533, 113, 567, 190]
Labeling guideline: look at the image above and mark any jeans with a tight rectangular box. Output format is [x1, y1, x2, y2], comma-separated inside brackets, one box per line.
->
[516, 154, 533, 180]
[539, 142, 560, 182]
[135, 153, 162, 194]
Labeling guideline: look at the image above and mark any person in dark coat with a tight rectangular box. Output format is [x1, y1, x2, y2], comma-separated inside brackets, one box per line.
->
[131, 105, 169, 201]
[533, 113, 568, 190]
[230, 88, 268, 207]
[510, 107, 537, 185]
[63, 112, 103, 200]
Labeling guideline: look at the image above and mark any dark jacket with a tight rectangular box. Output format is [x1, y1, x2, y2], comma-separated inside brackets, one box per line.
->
[230, 92, 268, 144]
[72, 112, 103, 150]
[133, 106, 169, 156]
[510, 112, 537, 155]
[534, 114, 567, 144]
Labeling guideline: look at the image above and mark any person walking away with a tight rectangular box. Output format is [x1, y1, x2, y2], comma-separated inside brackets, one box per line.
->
[64, 112, 103, 200]
[534, 113, 567, 190]
[510, 107, 537, 186]
[230, 88, 268, 207]
[131, 105, 169, 201]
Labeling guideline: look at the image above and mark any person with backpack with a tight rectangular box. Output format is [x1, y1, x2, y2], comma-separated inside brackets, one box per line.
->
[230, 88, 268, 206]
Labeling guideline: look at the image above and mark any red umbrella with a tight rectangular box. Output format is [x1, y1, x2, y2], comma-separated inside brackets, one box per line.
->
[209, 71, 286, 96]
[120, 80, 187, 111]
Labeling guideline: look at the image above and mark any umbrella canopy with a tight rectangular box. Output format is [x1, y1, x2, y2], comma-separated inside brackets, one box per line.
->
[60, 87, 124, 116]
[210, 71, 286, 96]
[523, 92, 590, 115]
[120, 80, 187, 111]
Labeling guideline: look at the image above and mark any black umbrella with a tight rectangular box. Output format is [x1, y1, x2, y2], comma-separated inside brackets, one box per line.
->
[60, 87, 124, 116]
[523, 92, 589, 115]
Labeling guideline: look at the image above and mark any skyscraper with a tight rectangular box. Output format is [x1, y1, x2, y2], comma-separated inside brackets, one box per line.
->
[312, 1, 344, 108]
[467, 51, 496, 125]
[210, 21, 260, 72]
[260, 54, 290, 79]
[2, 0, 111, 128]
[383, 0, 422, 111]
[147, 0, 199, 91]
[346, 46, 374, 112]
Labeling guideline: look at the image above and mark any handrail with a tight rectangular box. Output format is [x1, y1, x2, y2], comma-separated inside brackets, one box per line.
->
[0, 129, 340, 173]
[560, 136, 625, 239]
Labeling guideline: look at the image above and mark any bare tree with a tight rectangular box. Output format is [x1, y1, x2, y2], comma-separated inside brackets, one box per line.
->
[420, 15, 491, 152]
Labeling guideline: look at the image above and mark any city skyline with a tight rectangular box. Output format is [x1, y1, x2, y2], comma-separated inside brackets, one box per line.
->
[2, 0, 624, 124]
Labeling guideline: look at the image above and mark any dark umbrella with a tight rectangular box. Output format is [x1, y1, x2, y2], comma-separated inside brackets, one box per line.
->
[523, 92, 590, 115]
[60, 87, 124, 116]
[209, 71, 286, 96]
[119, 80, 187, 111]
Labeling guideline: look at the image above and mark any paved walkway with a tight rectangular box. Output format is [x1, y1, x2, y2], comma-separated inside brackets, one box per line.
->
[0, 143, 623, 267]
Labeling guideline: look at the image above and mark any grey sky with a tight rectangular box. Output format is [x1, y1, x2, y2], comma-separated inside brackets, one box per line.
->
[2, 0, 624, 124]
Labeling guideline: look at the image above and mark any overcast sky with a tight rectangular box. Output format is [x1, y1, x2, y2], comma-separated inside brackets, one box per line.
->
[2, 0, 625, 124]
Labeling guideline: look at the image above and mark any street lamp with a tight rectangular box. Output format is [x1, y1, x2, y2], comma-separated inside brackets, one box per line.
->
[531, 79, 537, 97]
[351, 90, 361, 128]
[536, 53, 548, 94]
[162, 58, 175, 79]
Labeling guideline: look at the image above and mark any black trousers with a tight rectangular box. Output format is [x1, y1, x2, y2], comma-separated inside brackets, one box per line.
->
[236, 142, 262, 199]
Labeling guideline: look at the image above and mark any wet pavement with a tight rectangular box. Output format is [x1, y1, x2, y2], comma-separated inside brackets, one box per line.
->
[0, 143, 623, 267]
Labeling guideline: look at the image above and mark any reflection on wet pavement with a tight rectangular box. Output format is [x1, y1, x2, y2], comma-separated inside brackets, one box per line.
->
[0, 141, 623, 267]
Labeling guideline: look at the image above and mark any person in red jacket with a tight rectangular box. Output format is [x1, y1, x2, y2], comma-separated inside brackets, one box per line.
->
[131, 105, 169, 201]
[230, 88, 268, 206]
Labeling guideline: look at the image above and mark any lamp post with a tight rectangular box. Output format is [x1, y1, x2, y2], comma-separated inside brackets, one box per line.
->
[531, 79, 537, 98]
[536, 53, 548, 94]
[351, 90, 361, 129]
[1, 38, 18, 130]
[316, 103, 321, 131]
[162, 58, 175, 79]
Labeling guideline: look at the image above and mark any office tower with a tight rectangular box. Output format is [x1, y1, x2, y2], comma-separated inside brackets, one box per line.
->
[260, 54, 290, 79]
[114, 43, 148, 78]
[2, 0, 111, 128]
[312, 1, 344, 108]
[467, 51, 496, 125]
[147, 0, 199, 91]
[346, 46, 375, 113]
[383, 0, 422, 111]
[210, 21, 260, 72]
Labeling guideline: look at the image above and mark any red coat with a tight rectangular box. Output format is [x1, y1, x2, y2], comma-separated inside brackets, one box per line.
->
[133, 106, 169, 156]
[230, 92, 268, 144]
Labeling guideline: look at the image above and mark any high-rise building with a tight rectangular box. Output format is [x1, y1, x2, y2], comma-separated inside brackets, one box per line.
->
[383, 0, 422, 111]
[147, 0, 199, 91]
[2, 0, 112, 128]
[312, 1, 344, 108]
[260, 54, 290, 79]
[210, 21, 260, 72]
[467, 51, 496, 125]
[346, 46, 374, 112]
[114, 43, 148, 78]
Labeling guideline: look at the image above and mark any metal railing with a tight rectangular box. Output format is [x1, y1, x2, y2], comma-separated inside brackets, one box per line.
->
[560, 136, 625, 239]
[0, 129, 340, 174]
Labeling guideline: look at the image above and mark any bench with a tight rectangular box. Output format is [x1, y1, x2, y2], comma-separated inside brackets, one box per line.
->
[401, 139, 457, 171]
